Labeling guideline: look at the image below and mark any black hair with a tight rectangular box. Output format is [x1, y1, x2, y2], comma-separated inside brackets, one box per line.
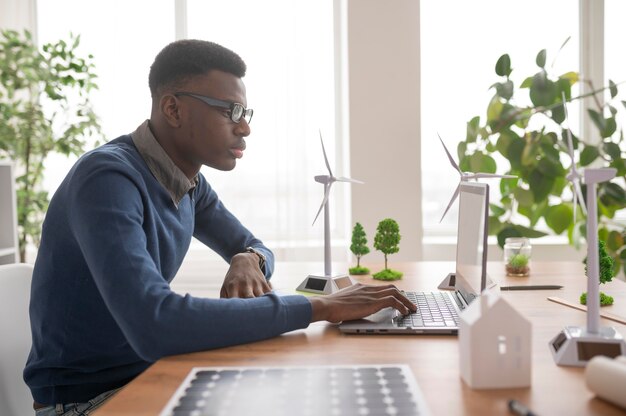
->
[148, 39, 246, 98]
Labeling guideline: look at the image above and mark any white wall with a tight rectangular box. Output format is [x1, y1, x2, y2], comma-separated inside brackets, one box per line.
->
[345, 0, 422, 262]
[0, 0, 37, 35]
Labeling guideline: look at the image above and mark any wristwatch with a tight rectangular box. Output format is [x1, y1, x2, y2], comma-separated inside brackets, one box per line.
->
[245, 246, 266, 272]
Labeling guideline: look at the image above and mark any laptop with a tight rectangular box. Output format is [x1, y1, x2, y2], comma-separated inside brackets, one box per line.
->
[339, 182, 494, 335]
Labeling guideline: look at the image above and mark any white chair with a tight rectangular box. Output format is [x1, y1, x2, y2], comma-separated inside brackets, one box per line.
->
[0, 263, 34, 416]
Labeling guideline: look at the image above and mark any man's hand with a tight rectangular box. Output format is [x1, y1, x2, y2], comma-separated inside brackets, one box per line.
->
[308, 283, 417, 323]
[221, 253, 272, 298]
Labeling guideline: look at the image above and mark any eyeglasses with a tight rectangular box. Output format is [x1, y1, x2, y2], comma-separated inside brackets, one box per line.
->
[174, 92, 253, 124]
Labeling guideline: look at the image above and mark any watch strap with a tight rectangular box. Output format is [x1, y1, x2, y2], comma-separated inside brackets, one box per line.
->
[245, 246, 266, 271]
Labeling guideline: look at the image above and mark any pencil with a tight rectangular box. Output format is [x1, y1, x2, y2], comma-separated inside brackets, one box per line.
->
[501, 285, 563, 291]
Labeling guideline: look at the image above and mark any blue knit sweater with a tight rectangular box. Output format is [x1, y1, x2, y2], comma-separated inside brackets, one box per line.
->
[24, 135, 312, 404]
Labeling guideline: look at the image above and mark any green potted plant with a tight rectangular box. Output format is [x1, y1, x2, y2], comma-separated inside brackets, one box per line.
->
[507, 253, 530, 276]
[372, 218, 403, 281]
[457, 41, 626, 276]
[504, 237, 532, 276]
[0, 29, 101, 261]
[349, 222, 370, 275]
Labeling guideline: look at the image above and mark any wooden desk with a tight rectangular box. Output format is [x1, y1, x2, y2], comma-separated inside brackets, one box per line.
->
[96, 262, 626, 415]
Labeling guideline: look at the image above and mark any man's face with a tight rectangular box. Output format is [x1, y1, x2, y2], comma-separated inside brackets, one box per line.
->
[174, 70, 251, 172]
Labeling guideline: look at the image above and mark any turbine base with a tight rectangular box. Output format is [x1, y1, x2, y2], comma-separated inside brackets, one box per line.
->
[437, 272, 456, 290]
[549, 325, 626, 367]
[296, 274, 354, 295]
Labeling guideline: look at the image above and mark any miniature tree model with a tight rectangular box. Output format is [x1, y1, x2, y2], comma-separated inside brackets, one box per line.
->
[580, 240, 615, 306]
[349, 222, 370, 275]
[373, 218, 403, 281]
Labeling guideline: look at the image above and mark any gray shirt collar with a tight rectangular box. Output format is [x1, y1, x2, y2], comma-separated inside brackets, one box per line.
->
[131, 120, 198, 207]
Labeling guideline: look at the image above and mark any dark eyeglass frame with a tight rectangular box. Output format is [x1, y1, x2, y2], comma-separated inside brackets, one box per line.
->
[174, 92, 253, 124]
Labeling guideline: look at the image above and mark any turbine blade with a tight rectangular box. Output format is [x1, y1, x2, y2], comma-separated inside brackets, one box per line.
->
[319, 130, 333, 178]
[336, 176, 364, 184]
[565, 128, 576, 161]
[440, 184, 461, 223]
[312, 182, 333, 226]
[574, 180, 587, 215]
[471, 173, 518, 179]
[438, 133, 462, 175]
[561, 92, 576, 162]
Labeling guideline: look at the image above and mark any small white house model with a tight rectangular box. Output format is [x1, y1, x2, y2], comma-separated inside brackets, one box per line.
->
[459, 290, 532, 389]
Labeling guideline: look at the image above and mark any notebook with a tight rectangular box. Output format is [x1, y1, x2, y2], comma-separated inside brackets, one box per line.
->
[339, 182, 493, 335]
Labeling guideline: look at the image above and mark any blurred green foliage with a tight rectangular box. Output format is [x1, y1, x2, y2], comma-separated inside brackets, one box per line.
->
[0, 29, 101, 261]
[459, 42, 626, 276]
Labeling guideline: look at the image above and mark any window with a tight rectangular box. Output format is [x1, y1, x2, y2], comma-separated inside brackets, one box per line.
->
[186, 0, 341, 260]
[36, 0, 174, 193]
[605, 0, 626, 222]
[36, 0, 343, 261]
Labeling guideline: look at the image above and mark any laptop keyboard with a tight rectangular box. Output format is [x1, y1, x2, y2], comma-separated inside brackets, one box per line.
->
[396, 291, 460, 328]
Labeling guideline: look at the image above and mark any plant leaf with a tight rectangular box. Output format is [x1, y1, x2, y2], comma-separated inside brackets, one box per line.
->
[551, 104, 565, 124]
[609, 79, 618, 98]
[529, 199, 549, 227]
[536, 49, 547, 68]
[520, 76, 533, 88]
[602, 182, 626, 204]
[490, 204, 506, 216]
[457, 141, 467, 162]
[580, 146, 600, 166]
[559, 71, 579, 86]
[494, 80, 514, 100]
[588, 109, 606, 133]
[488, 216, 504, 235]
[604, 117, 617, 138]
[607, 231, 624, 252]
[545, 204, 573, 234]
[466, 116, 480, 143]
[497, 224, 547, 247]
[528, 168, 554, 201]
[513, 224, 548, 238]
[469, 152, 496, 173]
[495, 54, 512, 77]
[497, 226, 522, 248]
[529, 71, 557, 106]
[512, 187, 534, 206]
[604, 142, 621, 160]
[536, 158, 563, 178]
[487, 96, 504, 128]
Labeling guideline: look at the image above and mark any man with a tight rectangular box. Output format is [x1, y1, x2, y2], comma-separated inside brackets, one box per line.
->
[24, 39, 415, 415]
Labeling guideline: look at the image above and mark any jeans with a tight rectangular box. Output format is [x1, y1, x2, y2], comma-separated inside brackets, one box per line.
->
[34, 388, 120, 416]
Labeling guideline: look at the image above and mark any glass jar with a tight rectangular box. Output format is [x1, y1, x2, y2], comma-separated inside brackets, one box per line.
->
[504, 237, 531, 277]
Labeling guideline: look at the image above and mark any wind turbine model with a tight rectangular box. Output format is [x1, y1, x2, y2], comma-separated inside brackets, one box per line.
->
[549, 97, 626, 366]
[438, 134, 517, 222]
[436, 134, 517, 290]
[296, 132, 363, 295]
[561, 92, 587, 229]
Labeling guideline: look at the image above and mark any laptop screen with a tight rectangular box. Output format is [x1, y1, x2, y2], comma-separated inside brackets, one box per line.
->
[454, 182, 490, 303]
